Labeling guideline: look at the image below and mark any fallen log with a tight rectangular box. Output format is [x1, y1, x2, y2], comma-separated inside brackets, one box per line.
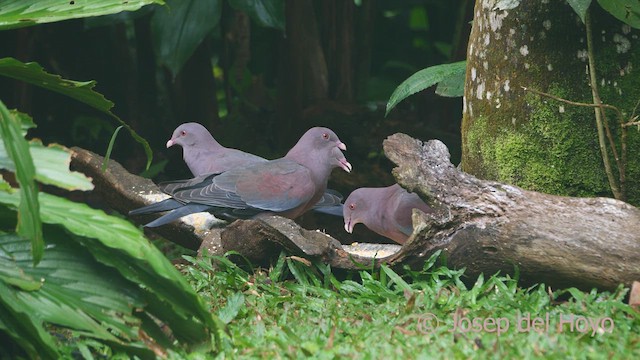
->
[69, 147, 399, 262]
[383, 133, 640, 291]
[70, 135, 640, 291]
[70, 147, 217, 250]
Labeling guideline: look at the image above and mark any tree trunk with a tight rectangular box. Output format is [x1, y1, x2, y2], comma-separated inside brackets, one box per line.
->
[276, 0, 329, 142]
[320, 0, 355, 102]
[462, 0, 640, 205]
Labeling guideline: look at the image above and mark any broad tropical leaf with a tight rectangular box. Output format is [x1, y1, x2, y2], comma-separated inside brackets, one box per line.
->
[10, 109, 36, 135]
[0, 233, 155, 357]
[0, 0, 164, 30]
[0, 101, 42, 264]
[0, 58, 153, 169]
[598, 0, 640, 28]
[567, 0, 592, 23]
[0, 191, 218, 344]
[386, 61, 466, 115]
[0, 280, 59, 359]
[0, 58, 113, 112]
[0, 249, 41, 291]
[0, 233, 143, 341]
[30, 141, 94, 190]
[435, 66, 465, 97]
[152, 0, 222, 77]
[0, 139, 94, 191]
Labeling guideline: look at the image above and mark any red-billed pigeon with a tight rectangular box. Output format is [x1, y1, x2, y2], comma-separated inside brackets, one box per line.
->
[342, 184, 432, 244]
[165, 122, 344, 211]
[166, 122, 267, 175]
[130, 127, 352, 227]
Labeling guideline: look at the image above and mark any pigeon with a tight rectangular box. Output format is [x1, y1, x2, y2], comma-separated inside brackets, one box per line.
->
[131, 127, 352, 227]
[165, 122, 344, 211]
[342, 184, 432, 244]
[166, 122, 267, 175]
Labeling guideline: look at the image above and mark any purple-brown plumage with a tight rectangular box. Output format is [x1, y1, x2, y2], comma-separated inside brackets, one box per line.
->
[343, 184, 432, 244]
[132, 127, 351, 227]
[166, 122, 266, 175]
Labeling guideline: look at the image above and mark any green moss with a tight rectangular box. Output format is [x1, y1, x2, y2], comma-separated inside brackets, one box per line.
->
[462, 4, 640, 205]
[527, 90, 608, 195]
[464, 115, 493, 178]
[466, 90, 610, 197]
[494, 132, 563, 194]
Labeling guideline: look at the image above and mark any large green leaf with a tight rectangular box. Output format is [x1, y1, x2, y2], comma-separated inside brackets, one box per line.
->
[0, 233, 157, 357]
[0, 58, 153, 169]
[228, 0, 285, 30]
[0, 58, 113, 112]
[0, 243, 41, 291]
[11, 109, 36, 135]
[568, 0, 592, 23]
[0, 101, 43, 265]
[152, 0, 222, 77]
[0, 139, 94, 191]
[0, 191, 219, 345]
[435, 66, 465, 97]
[30, 141, 94, 190]
[0, 0, 164, 30]
[386, 61, 466, 115]
[0, 280, 59, 359]
[0, 233, 142, 341]
[0, 109, 93, 191]
[598, 0, 640, 28]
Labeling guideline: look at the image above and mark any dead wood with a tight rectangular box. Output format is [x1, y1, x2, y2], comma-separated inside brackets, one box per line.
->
[383, 134, 640, 291]
[70, 137, 640, 291]
[69, 147, 398, 264]
[70, 147, 206, 250]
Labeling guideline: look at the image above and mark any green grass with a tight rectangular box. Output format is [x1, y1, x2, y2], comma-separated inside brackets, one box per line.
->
[172, 251, 640, 359]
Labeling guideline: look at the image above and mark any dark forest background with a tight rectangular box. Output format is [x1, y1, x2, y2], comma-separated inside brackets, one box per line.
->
[0, 0, 471, 186]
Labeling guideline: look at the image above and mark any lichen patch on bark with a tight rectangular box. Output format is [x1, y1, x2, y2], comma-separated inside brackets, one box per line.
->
[462, 0, 640, 205]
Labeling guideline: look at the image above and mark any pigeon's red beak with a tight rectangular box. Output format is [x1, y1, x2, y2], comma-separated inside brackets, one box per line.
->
[331, 145, 351, 173]
[339, 158, 352, 173]
[166, 139, 175, 148]
[338, 142, 347, 151]
[344, 218, 353, 233]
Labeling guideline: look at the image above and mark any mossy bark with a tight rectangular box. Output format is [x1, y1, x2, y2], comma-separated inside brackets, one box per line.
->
[462, 0, 640, 204]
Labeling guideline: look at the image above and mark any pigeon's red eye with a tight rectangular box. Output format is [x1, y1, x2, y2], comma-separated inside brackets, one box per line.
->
[322, 133, 329, 140]
[180, 130, 187, 136]
[349, 203, 356, 210]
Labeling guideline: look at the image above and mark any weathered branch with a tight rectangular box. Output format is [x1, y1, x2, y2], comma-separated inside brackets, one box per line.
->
[70, 147, 208, 250]
[69, 147, 400, 264]
[71, 141, 640, 291]
[383, 133, 640, 291]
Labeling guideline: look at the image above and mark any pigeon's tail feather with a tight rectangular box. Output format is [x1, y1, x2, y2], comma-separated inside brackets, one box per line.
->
[312, 189, 344, 217]
[325, 188, 344, 201]
[159, 173, 219, 194]
[313, 190, 343, 207]
[144, 204, 213, 228]
[129, 199, 183, 216]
